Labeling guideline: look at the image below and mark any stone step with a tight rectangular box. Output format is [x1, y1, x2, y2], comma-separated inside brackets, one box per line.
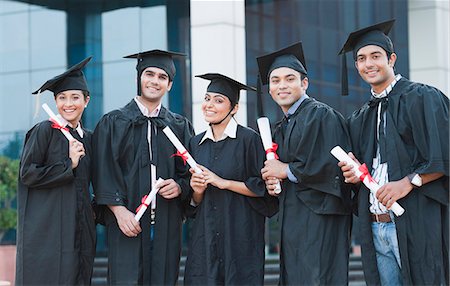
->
[92, 254, 366, 286]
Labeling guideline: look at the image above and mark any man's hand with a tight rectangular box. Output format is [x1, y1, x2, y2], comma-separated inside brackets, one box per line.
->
[265, 176, 281, 197]
[337, 152, 361, 184]
[157, 179, 181, 199]
[261, 159, 288, 181]
[109, 205, 142, 237]
[376, 177, 413, 209]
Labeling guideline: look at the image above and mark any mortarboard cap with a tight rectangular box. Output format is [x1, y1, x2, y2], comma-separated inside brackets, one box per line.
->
[338, 19, 395, 95]
[195, 73, 256, 106]
[124, 49, 186, 96]
[256, 42, 307, 85]
[32, 56, 92, 95]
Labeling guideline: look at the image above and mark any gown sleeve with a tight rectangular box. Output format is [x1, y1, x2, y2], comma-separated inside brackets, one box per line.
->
[244, 129, 279, 217]
[403, 85, 449, 176]
[92, 113, 130, 206]
[172, 117, 196, 202]
[288, 106, 351, 199]
[243, 130, 266, 197]
[20, 121, 74, 189]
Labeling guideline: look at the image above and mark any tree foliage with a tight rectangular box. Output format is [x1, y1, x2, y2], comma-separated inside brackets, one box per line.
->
[0, 156, 19, 230]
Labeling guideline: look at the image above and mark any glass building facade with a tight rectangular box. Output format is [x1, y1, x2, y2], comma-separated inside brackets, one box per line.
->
[0, 0, 191, 158]
[245, 0, 409, 127]
[1, 0, 410, 252]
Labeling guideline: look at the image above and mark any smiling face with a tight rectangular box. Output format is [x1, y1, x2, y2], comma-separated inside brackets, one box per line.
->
[355, 45, 397, 93]
[55, 90, 89, 127]
[268, 67, 308, 114]
[139, 66, 173, 104]
[201, 92, 237, 125]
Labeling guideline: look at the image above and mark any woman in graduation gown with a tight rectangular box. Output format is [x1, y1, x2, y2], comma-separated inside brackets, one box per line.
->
[16, 57, 96, 285]
[184, 73, 278, 285]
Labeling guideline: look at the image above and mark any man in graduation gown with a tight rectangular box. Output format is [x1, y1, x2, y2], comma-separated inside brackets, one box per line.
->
[338, 19, 449, 285]
[258, 42, 352, 285]
[92, 50, 194, 285]
[16, 57, 96, 285]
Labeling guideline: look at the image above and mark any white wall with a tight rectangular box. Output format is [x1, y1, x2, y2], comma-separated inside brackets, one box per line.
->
[408, 0, 449, 96]
[190, 0, 248, 134]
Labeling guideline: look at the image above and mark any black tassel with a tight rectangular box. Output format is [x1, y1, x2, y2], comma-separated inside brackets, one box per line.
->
[256, 74, 264, 117]
[341, 53, 349, 96]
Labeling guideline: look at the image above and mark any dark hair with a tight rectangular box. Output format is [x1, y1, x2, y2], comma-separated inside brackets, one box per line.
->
[82, 90, 90, 99]
[54, 90, 90, 99]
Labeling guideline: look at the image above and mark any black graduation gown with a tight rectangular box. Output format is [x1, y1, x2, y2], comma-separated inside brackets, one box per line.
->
[348, 77, 449, 285]
[16, 120, 96, 285]
[92, 99, 194, 285]
[273, 97, 352, 285]
[184, 125, 278, 285]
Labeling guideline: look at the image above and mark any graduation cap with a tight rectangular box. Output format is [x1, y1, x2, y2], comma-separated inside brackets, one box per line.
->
[338, 19, 395, 95]
[256, 42, 307, 86]
[195, 73, 256, 106]
[32, 56, 92, 95]
[124, 49, 186, 96]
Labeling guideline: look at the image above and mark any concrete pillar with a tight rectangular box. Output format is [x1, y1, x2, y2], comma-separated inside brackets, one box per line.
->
[408, 0, 449, 95]
[190, 0, 248, 133]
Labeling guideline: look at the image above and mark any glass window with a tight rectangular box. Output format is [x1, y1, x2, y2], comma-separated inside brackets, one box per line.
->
[0, 4, 66, 137]
[30, 9, 67, 70]
[0, 12, 30, 73]
[101, 5, 168, 112]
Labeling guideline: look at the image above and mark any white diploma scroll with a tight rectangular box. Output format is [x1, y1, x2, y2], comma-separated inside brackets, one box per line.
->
[135, 177, 164, 222]
[42, 103, 74, 141]
[151, 164, 157, 210]
[330, 146, 405, 216]
[162, 126, 202, 174]
[257, 117, 282, 194]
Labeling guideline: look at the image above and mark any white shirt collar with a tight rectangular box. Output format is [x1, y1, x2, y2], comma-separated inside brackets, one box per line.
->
[134, 96, 161, 117]
[199, 118, 238, 144]
[371, 74, 402, 99]
[56, 114, 84, 138]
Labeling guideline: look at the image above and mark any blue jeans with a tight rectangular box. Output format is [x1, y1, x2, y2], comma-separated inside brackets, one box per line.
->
[372, 218, 402, 286]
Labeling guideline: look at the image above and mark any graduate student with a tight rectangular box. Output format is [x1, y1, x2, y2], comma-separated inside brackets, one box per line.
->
[257, 42, 352, 285]
[92, 50, 194, 285]
[184, 73, 278, 285]
[337, 19, 449, 285]
[16, 57, 96, 285]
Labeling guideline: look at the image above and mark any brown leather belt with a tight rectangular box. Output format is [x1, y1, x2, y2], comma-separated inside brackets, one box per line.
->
[371, 213, 392, 223]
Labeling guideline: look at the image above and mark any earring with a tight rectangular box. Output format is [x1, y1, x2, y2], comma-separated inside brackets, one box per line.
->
[85, 105, 88, 108]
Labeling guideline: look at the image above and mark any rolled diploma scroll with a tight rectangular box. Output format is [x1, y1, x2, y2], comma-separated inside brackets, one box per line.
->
[151, 164, 157, 210]
[162, 126, 202, 174]
[42, 103, 74, 141]
[330, 146, 405, 216]
[135, 177, 164, 222]
[257, 117, 282, 194]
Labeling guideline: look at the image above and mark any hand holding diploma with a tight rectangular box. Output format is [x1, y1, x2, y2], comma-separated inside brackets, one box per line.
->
[69, 140, 85, 169]
[162, 126, 202, 174]
[43, 103, 86, 166]
[257, 117, 282, 194]
[135, 178, 165, 222]
[331, 146, 405, 216]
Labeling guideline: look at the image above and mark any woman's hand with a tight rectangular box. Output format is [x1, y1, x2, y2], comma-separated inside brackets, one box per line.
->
[200, 165, 227, 190]
[69, 139, 85, 169]
[190, 165, 208, 195]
